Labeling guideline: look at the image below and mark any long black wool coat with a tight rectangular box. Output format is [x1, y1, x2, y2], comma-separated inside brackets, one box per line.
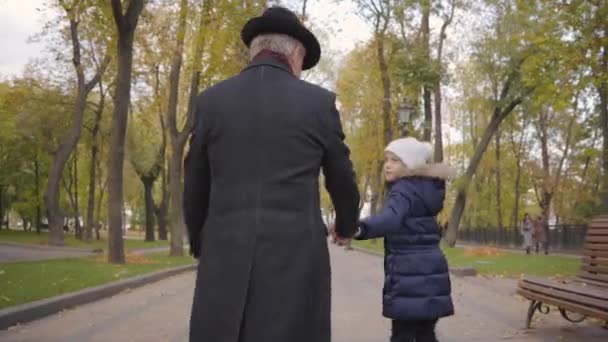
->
[184, 57, 360, 342]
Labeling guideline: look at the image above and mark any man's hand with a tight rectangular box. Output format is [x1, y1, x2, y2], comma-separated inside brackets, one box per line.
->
[329, 224, 351, 246]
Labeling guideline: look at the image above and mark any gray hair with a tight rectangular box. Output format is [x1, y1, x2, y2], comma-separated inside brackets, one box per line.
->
[249, 33, 305, 60]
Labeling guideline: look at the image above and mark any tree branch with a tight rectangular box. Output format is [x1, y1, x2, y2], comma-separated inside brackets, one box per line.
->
[437, 0, 455, 63]
[110, 0, 124, 30]
[85, 54, 111, 94]
[125, 0, 145, 31]
[555, 113, 576, 191]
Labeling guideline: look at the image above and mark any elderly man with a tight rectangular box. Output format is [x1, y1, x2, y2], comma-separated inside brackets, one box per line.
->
[183, 6, 360, 342]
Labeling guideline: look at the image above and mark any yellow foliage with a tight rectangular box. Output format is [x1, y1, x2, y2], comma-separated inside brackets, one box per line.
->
[463, 246, 504, 257]
[95, 252, 161, 265]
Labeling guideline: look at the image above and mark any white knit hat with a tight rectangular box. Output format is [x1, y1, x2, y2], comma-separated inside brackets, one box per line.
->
[385, 137, 433, 169]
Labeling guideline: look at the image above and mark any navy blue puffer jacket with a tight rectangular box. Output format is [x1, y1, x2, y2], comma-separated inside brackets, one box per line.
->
[358, 165, 454, 321]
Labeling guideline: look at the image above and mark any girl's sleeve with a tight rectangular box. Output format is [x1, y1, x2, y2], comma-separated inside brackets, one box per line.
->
[357, 188, 411, 239]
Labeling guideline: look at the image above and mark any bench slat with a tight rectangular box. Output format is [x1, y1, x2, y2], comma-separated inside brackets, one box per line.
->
[583, 250, 608, 258]
[586, 236, 608, 243]
[519, 282, 608, 309]
[589, 216, 608, 222]
[581, 265, 608, 276]
[587, 228, 608, 235]
[521, 277, 608, 300]
[578, 272, 608, 285]
[581, 257, 608, 267]
[576, 277, 608, 289]
[517, 288, 608, 321]
[584, 243, 608, 251]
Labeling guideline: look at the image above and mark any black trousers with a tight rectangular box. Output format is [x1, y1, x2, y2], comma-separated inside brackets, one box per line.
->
[391, 319, 438, 342]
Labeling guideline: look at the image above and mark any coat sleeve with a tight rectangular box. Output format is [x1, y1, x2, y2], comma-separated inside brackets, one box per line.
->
[321, 96, 360, 238]
[357, 188, 411, 239]
[183, 101, 211, 258]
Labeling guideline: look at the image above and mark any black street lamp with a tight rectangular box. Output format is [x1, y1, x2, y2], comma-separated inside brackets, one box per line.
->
[398, 101, 413, 137]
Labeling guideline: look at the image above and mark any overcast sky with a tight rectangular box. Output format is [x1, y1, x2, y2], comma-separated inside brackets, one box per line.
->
[0, 0, 47, 76]
[0, 0, 371, 77]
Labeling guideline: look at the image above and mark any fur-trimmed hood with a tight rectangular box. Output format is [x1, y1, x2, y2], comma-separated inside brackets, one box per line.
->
[402, 163, 457, 180]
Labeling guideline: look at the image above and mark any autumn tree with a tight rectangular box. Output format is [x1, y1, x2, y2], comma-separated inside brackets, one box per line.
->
[107, 0, 145, 263]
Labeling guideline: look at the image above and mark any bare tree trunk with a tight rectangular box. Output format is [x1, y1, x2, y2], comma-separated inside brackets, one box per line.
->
[433, 0, 455, 162]
[599, 47, 608, 211]
[74, 152, 82, 238]
[535, 108, 555, 222]
[166, 0, 190, 257]
[34, 153, 42, 234]
[369, 163, 383, 246]
[422, 0, 432, 142]
[73, 148, 82, 239]
[358, 173, 370, 213]
[376, 28, 393, 147]
[512, 162, 522, 227]
[155, 187, 168, 241]
[62, 154, 78, 236]
[371, 161, 385, 216]
[95, 172, 107, 241]
[508, 124, 523, 228]
[495, 128, 503, 230]
[581, 130, 599, 184]
[153, 68, 169, 241]
[446, 97, 524, 246]
[108, 0, 145, 263]
[142, 176, 156, 242]
[0, 186, 4, 229]
[369, 164, 381, 216]
[433, 85, 443, 161]
[377, 40, 392, 144]
[169, 148, 187, 255]
[166, 0, 211, 255]
[44, 7, 107, 246]
[533, 106, 575, 225]
[45, 105, 83, 244]
[85, 84, 105, 242]
[301, 0, 308, 18]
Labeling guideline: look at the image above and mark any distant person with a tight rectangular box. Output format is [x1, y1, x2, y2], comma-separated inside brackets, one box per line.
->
[533, 215, 548, 255]
[354, 137, 455, 342]
[521, 213, 534, 254]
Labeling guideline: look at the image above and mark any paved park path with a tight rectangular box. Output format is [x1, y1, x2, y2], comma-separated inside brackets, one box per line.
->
[1, 244, 607, 341]
[0, 243, 95, 263]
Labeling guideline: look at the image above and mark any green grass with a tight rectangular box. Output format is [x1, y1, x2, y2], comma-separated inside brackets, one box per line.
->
[0, 229, 169, 251]
[0, 252, 193, 310]
[353, 240, 580, 278]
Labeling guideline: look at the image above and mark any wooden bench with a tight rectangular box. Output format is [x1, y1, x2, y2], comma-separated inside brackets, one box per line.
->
[517, 215, 608, 328]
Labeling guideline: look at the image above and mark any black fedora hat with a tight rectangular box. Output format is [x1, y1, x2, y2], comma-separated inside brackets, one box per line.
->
[241, 6, 321, 70]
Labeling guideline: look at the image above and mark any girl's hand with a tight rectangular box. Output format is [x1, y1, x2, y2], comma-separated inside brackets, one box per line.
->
[352, 226, 366, 240]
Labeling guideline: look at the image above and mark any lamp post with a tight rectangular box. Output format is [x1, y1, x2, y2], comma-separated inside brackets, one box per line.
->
[398, 101, 413, 137]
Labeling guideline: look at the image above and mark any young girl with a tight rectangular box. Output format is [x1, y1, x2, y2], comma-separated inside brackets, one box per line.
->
[354, 137, 454, 342]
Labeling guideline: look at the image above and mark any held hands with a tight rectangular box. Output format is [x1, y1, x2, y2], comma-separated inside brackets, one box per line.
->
[329, 224, 349, 246]
[329, 224, 364, 245]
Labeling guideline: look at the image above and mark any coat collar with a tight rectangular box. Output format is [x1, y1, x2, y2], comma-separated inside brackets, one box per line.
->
[242, 57, 295, 77]
[401, 163, 457, 180]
